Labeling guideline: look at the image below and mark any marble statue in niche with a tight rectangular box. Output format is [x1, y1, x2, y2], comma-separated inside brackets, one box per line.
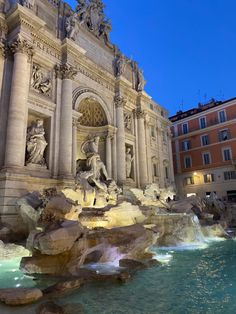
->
[124, 112, 132, 131]
[26, 119, 47, 167]
[65, 12, 79, 41]
[31, 65, 52, 96]
[126, 148, 134, 179]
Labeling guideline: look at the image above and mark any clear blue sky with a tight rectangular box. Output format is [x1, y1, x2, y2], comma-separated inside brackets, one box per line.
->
[67, 0, 236, 116]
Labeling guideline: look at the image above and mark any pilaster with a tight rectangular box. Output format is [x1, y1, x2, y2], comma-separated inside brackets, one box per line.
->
[114, 94, 126, 185]
[55, 63, 77, 178]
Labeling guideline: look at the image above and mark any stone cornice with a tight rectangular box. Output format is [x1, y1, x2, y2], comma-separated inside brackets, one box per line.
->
[6, 4, 46, 33]
[55, 63, 78, 80]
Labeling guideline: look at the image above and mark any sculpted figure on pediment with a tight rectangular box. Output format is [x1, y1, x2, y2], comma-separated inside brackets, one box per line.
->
[137, 68, 145, 92]
[65, 12, 79, 41]
[76, 0, 88, 25]
[87, 0, 105, 37]
[114, 52, 126, 78]
[100, 19, 112, 46]
[21, 0, 35, 9]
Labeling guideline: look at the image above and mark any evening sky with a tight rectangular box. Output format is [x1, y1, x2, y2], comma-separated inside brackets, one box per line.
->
[67, 0, 236, 116]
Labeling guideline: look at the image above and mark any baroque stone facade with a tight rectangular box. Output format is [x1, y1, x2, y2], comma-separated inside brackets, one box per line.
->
[0, 0, 174, 228]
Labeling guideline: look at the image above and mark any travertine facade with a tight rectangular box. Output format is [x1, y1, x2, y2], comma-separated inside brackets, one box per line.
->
[0, 0, 174, 228]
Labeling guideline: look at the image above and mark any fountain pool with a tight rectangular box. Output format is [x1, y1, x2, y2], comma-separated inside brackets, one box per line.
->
[0, 240, 236, 314]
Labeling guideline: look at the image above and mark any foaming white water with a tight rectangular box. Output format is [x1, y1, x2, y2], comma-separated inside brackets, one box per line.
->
[82, 262, 124, 275]
[153, 253, 173, 264]
[156, 236, 226, 253]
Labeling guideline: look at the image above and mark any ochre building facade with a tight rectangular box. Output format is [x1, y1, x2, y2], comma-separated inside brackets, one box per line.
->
[170, 98, 236, 200]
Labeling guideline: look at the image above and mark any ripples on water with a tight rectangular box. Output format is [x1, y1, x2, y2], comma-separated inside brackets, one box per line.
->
[59, 240, 236, 314]
[0, 241, 236, 314]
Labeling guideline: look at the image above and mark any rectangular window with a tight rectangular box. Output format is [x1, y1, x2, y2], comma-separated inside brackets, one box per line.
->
[219, 129, 231, 141]
[184, 177, 194, 185]
[153, 164, 158, 177]
[184, 156, 192, 168]
[204, 174, 215, 183]
[224, 171, 236, 180]
[182, 140, 191, 151]
[182, 123, 188, 134]
[162, 131, 167, 142]
[223, 148, 232, 161]
[201, 135, 209, 146]
[151, 126, 155, 138]
[218, 110, 227, 123]
[203, 152, 211, 165]
[199, 117, 207, 129]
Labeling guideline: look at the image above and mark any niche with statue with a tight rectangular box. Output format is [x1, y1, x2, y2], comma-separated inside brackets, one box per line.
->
[25, 112, 51, 170]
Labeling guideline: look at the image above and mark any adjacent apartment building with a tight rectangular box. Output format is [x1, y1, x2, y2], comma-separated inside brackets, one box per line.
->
[170, 98, 236, 201]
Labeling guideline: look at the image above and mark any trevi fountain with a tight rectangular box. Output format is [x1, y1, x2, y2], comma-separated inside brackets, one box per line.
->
[0, 0, 236, 313]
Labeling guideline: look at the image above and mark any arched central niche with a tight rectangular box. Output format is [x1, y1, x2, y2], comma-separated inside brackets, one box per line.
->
[78, 97, 108, 127]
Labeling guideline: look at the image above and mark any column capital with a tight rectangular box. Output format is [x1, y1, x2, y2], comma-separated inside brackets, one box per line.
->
[114, 95, 127, 108]
[55, 63, 78, 80]
[9, 37, 34, 58]
[107, 131, 114, 140]
[135, 108, 146, 119]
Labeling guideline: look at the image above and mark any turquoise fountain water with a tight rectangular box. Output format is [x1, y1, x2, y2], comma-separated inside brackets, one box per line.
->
[0, 240, 236, 314]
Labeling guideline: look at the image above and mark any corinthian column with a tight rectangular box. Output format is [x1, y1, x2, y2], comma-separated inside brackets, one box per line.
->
[136, 109, 148, 187]
[55, 64, 77, 178]
[114, 95, 126, 185]
[4, 38, 33, 169]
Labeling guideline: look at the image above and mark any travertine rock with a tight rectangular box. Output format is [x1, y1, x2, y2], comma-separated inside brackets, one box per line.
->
[0, 240, 30, 260]
[27, 221, 84, 255]
[40, 194, 82, 224]
[16, 191, 43, 232]
[80, 201, 146, 229]
[21, 224, 158, 276]
[0, 288, 43, 305]
[201, 224, 228, 238]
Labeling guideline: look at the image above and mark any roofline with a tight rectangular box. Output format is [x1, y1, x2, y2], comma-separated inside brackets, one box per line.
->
[169, 97, 236, 122]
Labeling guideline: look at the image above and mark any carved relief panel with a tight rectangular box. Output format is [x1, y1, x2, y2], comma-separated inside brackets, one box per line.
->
[124, 111, 132, 133]
[31, 64, 52, 97]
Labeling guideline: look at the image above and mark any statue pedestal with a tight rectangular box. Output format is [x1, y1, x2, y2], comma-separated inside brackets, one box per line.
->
[26, 163, 50, 178]
[26, 163, 47, 170]
[124, 178, 136, 188]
